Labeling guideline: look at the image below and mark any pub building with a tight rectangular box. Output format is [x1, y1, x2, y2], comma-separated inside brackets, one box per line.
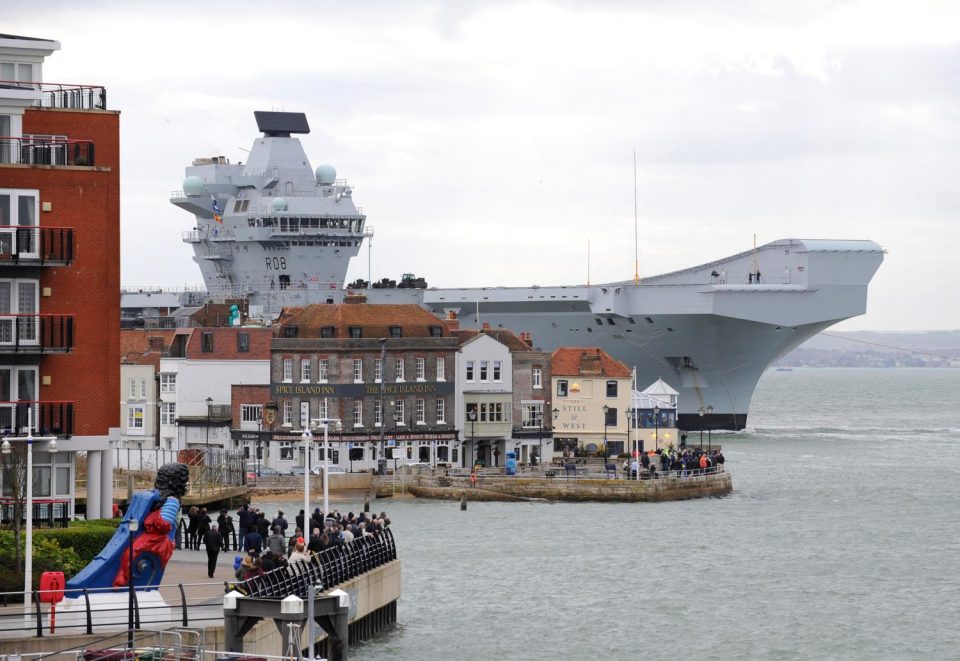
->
[251, 302, 460, 473]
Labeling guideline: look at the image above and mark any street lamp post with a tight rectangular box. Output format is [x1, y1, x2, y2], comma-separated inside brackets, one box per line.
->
[706, 405, 714, 451]
[698, 406, 705, 450]
[301, 428, 312, 531]
[205, 397, 213, 450]
[2, 409, 57, 614]
[654, 405, 660, 452]
[552, 407, 559, 466]
[127, 518, 139, 650]
[602, 405, 609, 462]
[467, 409, 477, 468]
[319, 418, 342, 519]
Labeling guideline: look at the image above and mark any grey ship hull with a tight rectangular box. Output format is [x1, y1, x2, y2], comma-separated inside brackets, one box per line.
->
[167, 112, 884, 431]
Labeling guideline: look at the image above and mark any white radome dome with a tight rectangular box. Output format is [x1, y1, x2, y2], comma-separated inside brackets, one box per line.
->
[315, 164, 337, 185]
[182, 176, 204, 195]
[272, 197, 287, 212]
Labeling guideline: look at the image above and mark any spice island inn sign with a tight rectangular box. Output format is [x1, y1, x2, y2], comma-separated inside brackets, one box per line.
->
[270, 381, 455, 397]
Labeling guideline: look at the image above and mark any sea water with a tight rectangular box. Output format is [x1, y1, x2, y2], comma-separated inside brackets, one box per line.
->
[253, 368, 960, 660]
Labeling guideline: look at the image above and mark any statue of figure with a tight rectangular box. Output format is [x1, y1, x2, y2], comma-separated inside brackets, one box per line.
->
[67, 463, 190, 592]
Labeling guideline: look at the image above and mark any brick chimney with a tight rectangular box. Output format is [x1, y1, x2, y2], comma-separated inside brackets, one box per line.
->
[482, 322, 491, 330]
[444, 310, 459, 331]
[519, 331, 532, 346]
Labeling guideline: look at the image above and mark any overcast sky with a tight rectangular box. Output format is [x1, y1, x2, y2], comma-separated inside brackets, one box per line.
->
[8, 0, 959, 330]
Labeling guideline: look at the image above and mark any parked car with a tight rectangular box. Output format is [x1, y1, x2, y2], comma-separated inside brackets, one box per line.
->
[310, 465, 346, 475]
[289, 466, 306, 476]
[246, 465, 282, 479]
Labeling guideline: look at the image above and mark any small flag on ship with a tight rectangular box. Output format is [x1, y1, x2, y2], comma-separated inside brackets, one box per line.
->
[212, 196, 223, 223]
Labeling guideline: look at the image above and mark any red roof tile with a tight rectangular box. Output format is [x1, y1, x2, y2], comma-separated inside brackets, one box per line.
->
[120, 329, 177, 367]
[550, 347, 631, 378]
[276, 304, 447, 338]
[452, 328, 533, 351]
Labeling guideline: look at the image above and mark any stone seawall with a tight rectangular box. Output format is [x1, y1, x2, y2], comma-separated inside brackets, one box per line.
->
[410, 471, 732, 503]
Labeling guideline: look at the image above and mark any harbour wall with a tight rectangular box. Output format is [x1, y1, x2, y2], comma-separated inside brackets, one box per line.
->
[410, 472, 732, 502]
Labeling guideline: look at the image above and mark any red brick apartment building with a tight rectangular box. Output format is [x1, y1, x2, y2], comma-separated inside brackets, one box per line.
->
[0, 35, 118, 519]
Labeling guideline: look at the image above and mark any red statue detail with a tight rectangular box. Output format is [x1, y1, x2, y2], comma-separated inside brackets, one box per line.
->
[113, 508, 174, 588]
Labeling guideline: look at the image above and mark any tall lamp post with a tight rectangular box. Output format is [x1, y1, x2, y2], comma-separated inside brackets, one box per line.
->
[706, 405, 714, 451]
[301, 428, 312, 531]
[654, 405, 660, 452]
[2, 409, 57, 614]
[698, 406, 705, 450]
[468, 409, 477, 467]
[601, 405, 609, 462]
[319, 418, 342, 519]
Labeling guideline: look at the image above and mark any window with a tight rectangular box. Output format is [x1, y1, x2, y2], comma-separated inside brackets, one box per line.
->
[160, 373, 177, 393]
[465, 402, 478, 423]
[300, 401, 310, 429]
[318, 358, 328, 382]
[353, 400, 363, 427]
[480, 361, 488, 381]
[128, 378, 137, 400]
[493, 361, 502, 382]
[301, 359, 311, 382]
[353, 358, 363, 382]
[429, 326, 442, 337]
[282, 358, 293, 381]
[349, 446, 364, 461]
[348, 326, 361, 338]
[238, 332, 250, 352]
[490, 402, 504, 422]
[466, 361, 475, 382]
[436, 397, 446, 423]
[201, 332, 214, 352]
[393, 399, 405, 424]
[140, 378, 146, 399]
[241, 404, 262, 423]
[374, 399, 383, 427]
[606, 380, 618, 397]
[416, 398, 425, 424]
[282, 400, 293, 426]
[437, 357, 445, 381]
[416, 357, 425, 380]
[160, 402, 176, 425]
[557, 380, 568, 397]
[605, 407, 618, 426]
[395, 357, 405, 381]
[389, 326, 402, 338]
[479, 402, 487, 422]
[279, 442, 295, 460]
[375, 358, 383, 382]
[522, 403, 543, 428]
[318, 398, 328, 420]
[533, 367, 542, 389]
[127, 405, 145, 435]
[320, 326, 335, 338]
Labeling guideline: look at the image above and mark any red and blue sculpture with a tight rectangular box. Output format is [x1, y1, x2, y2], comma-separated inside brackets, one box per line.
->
[67, 463, 190, 591]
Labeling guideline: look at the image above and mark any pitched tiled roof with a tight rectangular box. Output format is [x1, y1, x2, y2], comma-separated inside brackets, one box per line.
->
[120, 329, 176, 366]
[276, 304, 447, 338]
[452, 329, 533, 351]
[551, 347, 631, 378]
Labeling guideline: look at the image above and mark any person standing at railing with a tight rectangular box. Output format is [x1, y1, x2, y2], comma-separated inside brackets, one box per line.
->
[204, 523, 222, 578]
[197, 507, 212, 550]
[271, 510, 288, 536]
[187, 506, 200, 551]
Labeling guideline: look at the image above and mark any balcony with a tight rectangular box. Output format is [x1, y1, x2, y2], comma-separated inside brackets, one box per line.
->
[0, 137, 95, 166]
[0, 401, 74, 437]
[0, 226, 74, 265]
[0, 315, 74, 352]
[0, 80, 107, 110]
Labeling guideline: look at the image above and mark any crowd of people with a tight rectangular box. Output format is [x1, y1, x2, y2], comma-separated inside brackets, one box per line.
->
[184, 504, 391, 579]
[620, 447, 726, 478]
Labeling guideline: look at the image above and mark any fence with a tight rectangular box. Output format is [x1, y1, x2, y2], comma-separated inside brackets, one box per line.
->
[0, 528, 397, 637]
[0, 498, 71, 529]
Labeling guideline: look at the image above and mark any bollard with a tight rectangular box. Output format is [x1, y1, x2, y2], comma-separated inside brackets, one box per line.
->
[460, 493, 467, 511]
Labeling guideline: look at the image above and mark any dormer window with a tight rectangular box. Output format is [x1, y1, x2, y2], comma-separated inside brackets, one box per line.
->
[349, 326, 362, 338]
[390, 326, 402, 338]
[429, 326, 442, 337]
[320, 326, 335, 338]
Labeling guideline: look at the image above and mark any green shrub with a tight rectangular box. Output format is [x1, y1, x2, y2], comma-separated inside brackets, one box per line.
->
[38, 526, 116, 566]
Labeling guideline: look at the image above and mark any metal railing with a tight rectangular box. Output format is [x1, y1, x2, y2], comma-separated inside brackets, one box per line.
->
[0, 498, 71, 529]
[0, 400, 74, 436]
[0, 80, 107, 110]
[0, 314, 74, 352]
[236, 527, 397, 599]
[0, 137, 95, 166]
[0, 225, 74, 264]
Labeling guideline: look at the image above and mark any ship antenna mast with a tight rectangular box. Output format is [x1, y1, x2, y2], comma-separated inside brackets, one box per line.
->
[587, 238, 591, 287]
[633, 149, 640, 285]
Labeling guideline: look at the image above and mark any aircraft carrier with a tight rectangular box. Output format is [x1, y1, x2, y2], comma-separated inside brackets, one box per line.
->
[157, 111, 884, 431]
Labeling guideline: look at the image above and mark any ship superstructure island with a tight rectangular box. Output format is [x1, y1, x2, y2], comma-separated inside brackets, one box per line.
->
[165, 111, 884, 431]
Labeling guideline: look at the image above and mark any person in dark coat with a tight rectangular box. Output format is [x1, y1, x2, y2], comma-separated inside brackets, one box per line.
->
[255, 512, 270, 538]
[295, 510, 305, 535]
[197, 508, 212, 550]
[187, 506, 199, 550]
[271, 511, 288, 536]
[217, 509, 236, 551]
[243, 528, 263, 554]
[203, 523, 223, 578]
[237, 504, 251, 543]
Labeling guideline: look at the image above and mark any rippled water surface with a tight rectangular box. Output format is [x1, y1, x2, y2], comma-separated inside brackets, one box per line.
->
[255, 368, 960, 660]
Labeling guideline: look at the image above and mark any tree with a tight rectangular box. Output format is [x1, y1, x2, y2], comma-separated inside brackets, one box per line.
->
[0, 443, 28, 570]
